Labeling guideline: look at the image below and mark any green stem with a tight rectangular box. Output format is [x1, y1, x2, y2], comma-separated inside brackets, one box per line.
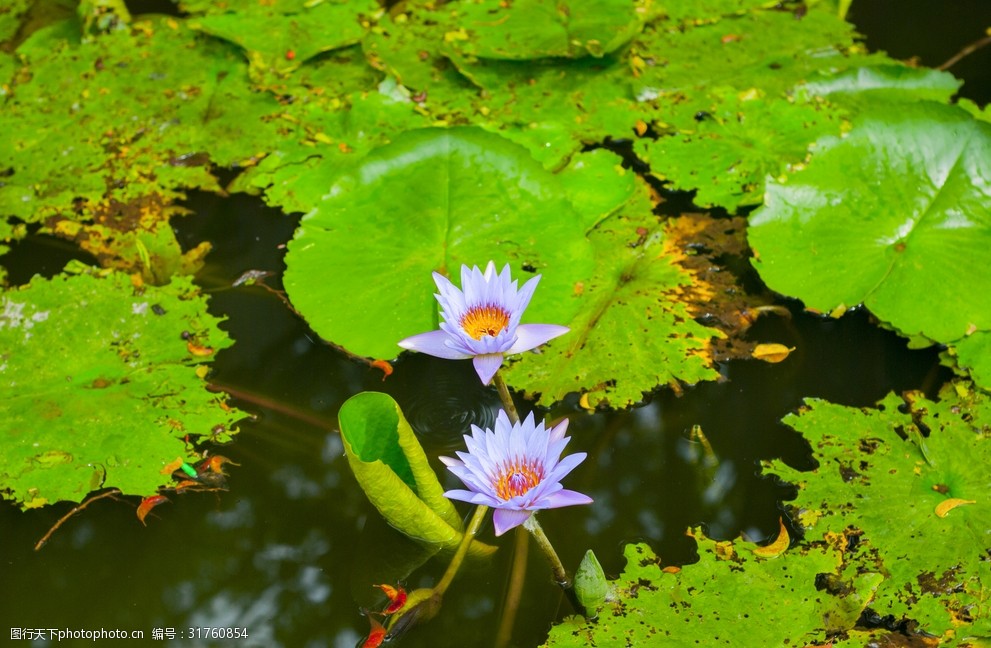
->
[494, 526, 529, 648]
[492, 370, 520, 424]
[523, 514, 588, 618]
[434, 504, 489, 596]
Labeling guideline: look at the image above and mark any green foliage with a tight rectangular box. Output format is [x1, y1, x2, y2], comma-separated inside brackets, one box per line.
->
[749, 102, 991, 389]
[545, 529, 878, 646]
[766, 383, 991, 642]
[188, 0, 378, 83]
[337, 391, 495, 557]
[1, 14, 280, 277]
[0, 271, 241, 509]
[450, 0, 644, 60]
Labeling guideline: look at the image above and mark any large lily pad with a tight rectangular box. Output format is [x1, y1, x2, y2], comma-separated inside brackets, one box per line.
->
[749, 102, 991, 385]
[545, 529, 878, 646]
[283, 126, 595, 361]
[0, 271, 242, 509]
[338, 391, 494, 557]
[765, 383, 991, 641]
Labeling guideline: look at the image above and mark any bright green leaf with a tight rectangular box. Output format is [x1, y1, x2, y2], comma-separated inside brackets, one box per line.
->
[0, 272, 242, 509]
[749, 101, 991, 368]
[337, 391, 494, 557]
[189, 0, 378, 82]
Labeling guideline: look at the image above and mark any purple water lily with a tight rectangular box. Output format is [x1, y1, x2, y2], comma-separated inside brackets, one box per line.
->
[397, 261, 569, 385]
[440, 410, 592, 536]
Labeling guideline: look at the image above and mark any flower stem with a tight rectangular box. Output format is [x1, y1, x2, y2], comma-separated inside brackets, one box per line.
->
[494, 526, 530, 648]
[523, 514, 589, 618]
[492, 370, 520, 424]
[434, 504, 489, 596]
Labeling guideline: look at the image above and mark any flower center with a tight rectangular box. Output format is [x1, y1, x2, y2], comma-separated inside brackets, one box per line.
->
[494, 460, 542, 500]
[460, 304, 511, 340]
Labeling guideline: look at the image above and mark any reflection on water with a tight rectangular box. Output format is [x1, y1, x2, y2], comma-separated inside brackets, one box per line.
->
[0, 187, 949, 647]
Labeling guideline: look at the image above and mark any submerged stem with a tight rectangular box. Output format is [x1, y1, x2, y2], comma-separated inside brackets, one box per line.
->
[434, 504, 490, 596]
[494, 526, 530, 648]
[523, 514, 589, 618]
[492, 371, 519, 424]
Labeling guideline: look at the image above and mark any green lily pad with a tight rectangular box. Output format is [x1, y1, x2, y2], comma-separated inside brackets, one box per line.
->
[798, 64, 962, 104]
[0, 271, 242, 509]
[545, 529, 879, 646]
[765, 383, 991, 641]
[634, 89, 843, 211]
[748, 101, 991, 371]
[189, 0, 377, 83]
[450, 0, 644, 60]
[283, 126, 595, 361]
[338, 391, 494, 557]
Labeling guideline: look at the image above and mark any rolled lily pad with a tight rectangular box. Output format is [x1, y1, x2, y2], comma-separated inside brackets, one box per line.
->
[338, 391, 494, 557]
[283, 126, 595, 361]
[749, 102, 991, 352]
[765, 382, 991, 641]
[0, 271, 242, 509]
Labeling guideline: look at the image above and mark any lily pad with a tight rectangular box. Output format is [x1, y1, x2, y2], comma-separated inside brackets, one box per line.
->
[765, 383, 991, 641]
[338, 391, 494, 557]
[283, 126, 595, 361]
[0, 271, 242, 509]
[634, 89, 843, 211]
[450, 0, 644, 60]
[748, 102, 991, 369]
[189, 0, 378, 83]
[545, 529, 879, 646]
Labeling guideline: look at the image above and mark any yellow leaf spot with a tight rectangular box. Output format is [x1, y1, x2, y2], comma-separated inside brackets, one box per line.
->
[186, 341, 214, 357]
[578, 393, 593, 411]
[752, 343, 795, 363]
[829, 303, 847, 318]
[935, 498, 976, 518]
[753, 517, 790, 558]
[195, 365, 209, 379]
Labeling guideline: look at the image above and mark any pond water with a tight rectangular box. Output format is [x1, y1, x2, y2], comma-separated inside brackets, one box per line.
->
[1, 1, 988, 646]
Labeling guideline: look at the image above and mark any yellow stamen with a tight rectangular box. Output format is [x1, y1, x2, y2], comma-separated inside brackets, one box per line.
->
[460, 304, 511, 340]
[495, 461, 543, 500]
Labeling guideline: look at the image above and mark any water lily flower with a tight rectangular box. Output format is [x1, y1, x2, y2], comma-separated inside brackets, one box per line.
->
[397, 262, 569, 385]
[440, 410, 592, 536]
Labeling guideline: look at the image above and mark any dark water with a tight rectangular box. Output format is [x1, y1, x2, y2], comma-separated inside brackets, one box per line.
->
[0, 2, 984, 646]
